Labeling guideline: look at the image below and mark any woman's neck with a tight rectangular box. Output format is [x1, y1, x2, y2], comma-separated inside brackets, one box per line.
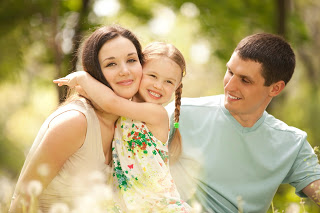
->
[94, 108, 119, 125]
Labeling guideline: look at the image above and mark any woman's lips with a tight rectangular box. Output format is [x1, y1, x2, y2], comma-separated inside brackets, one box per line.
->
[117, 79, 133, 86]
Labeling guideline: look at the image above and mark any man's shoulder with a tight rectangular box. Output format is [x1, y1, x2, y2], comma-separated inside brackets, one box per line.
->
[264, 113, 307, 138]
[165, 94, 223, 116]
[180, 94, 223, 108]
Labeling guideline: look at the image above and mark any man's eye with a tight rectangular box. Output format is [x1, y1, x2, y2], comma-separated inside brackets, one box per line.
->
[242, 78, 250, 83]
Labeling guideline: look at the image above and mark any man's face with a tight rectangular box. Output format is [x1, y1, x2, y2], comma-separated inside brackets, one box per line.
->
[223, 52, 273, 122]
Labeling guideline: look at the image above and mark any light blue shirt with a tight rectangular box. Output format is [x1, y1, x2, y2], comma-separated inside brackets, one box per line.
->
[166, 95, 320, 213]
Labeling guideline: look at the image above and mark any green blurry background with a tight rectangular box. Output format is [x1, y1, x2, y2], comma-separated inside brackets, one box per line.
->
[0, 0, 319, 212]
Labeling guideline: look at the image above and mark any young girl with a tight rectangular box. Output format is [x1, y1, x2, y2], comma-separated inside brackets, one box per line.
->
[10, 25, 144, 213]
[54, 42, 191, 212]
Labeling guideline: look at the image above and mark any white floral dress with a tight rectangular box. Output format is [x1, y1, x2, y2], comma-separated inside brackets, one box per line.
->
[109, 116, 191, 212]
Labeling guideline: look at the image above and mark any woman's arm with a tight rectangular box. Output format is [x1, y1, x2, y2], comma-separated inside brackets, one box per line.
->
[9, 110, 87, 212]
[54, 72, 167, 126]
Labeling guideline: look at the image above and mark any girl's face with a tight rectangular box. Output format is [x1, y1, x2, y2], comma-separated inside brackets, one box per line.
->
[136, 57, 182, 105]
[98, 36, 142, 99]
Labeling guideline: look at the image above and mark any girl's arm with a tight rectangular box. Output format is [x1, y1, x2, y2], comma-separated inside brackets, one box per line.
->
[9, 111, 86, 212]
[54, 71, 167, 126]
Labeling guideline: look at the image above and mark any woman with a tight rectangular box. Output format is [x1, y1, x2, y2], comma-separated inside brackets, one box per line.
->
[9, 25, 144, 212]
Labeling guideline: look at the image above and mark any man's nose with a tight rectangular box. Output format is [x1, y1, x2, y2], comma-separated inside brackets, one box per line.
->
[224, 76, 237, 91]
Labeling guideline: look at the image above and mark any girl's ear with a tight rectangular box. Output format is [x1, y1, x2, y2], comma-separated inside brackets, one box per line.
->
[269, 80, 285, 97]
[175, 82, 182, 90]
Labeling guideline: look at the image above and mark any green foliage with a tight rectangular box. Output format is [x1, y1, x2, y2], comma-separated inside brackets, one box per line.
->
[62, 0, 83, 11]
[159, 0, 276, 61]
[120, 0, 154, 22]
[0, 0, 319, 211]
[0, 129, 24, 176]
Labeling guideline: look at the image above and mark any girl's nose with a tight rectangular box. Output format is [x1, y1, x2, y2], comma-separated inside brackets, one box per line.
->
[154, 81, 163, 90]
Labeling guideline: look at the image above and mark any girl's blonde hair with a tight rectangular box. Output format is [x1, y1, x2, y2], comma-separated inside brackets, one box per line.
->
[143, 42, 186, 163]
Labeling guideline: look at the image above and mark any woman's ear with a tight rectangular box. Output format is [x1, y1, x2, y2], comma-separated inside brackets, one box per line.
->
[269, 80, 286, 97]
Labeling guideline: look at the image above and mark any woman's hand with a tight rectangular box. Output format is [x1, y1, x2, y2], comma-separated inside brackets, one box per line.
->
[53, 71, 88, 88]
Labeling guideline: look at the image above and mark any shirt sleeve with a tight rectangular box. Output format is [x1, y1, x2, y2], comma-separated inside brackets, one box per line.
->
[284, 134, 320, 197]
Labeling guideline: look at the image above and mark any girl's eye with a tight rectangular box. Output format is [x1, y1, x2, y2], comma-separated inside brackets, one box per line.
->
[166, 80, 173, 84]
[128, 59, 137, 63]
[106, 63, 116, 67]
[149, 74, 157, 78]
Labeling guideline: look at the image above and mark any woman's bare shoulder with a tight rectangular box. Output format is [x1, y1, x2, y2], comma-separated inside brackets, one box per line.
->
[47, 110, 88, 148]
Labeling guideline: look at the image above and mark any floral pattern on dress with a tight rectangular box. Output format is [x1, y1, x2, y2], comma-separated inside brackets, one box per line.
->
[110, 116, 191, 212]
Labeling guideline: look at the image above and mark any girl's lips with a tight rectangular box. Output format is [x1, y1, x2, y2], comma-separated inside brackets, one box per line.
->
[117, 79, 133, 86]
[148, 90, 161, 99]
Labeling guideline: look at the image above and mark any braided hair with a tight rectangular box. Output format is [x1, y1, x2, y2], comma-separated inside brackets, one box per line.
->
[143, 42, 186, 162]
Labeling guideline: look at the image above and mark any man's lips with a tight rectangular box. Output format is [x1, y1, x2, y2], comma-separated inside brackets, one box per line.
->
[226, 93, 241, 101]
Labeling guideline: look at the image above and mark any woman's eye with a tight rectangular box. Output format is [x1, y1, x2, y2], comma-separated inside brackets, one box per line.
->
[106, 63, 116, 67]
[128, 59, 137, 63]
[149, 74, 156, 78]
[166, 80, 173, 84]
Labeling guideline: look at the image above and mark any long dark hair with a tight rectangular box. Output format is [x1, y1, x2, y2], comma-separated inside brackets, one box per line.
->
[63, 25, 144, 105]
[81, 25, 144, 88]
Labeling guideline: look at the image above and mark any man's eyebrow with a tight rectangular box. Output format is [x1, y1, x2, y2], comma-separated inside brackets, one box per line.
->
[239, 74, 254, 82]
[225, 65, 254, 82]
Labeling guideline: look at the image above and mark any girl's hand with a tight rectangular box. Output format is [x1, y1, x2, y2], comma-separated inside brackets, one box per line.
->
[53, 71, 87, 88]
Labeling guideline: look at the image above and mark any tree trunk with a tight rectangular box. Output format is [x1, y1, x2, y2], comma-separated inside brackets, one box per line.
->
[267, 0, 288, 112]
[276, 0, 287, 38]
[71, 0, 90, 72]
[52, 0, 90, 103]
[50, 0, 66, 103]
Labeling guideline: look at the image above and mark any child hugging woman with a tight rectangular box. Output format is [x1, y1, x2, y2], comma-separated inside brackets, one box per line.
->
[54, 41, 191, 212]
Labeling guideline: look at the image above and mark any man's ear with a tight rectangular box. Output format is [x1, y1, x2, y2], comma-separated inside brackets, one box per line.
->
[269, 80, 285, 97]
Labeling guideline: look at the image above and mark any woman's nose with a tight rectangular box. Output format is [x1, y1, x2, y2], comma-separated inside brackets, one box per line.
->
[119, 63, 130, 76]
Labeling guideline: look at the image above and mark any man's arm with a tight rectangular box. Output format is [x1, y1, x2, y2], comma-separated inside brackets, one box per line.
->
[303, 179, 320, 206]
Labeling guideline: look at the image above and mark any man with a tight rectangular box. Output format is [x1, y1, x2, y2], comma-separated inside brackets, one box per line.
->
[166, 33, 320, 212]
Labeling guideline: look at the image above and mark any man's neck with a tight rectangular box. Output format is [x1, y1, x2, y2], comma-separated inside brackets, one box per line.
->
[230, 112, 264, 128]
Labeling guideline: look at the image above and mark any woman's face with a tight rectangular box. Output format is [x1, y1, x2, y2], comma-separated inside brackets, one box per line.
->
[98, 36, 142, 99]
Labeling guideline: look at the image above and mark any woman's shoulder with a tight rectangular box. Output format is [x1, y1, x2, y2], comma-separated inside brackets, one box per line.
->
[45, 109, 87, 149]
[52, 98, 93, 121]
[49, 109, 87, 133]
[60, 97, 92, 111]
